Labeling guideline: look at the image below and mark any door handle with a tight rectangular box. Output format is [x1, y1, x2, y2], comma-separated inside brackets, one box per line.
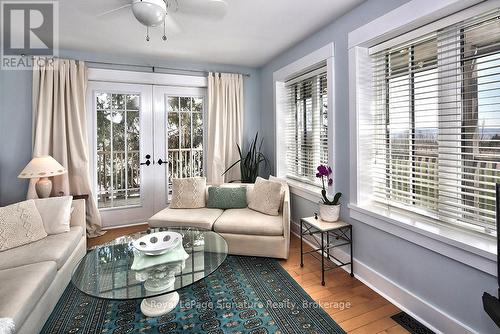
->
[140, 154, 152, 166]
[157, 158, 165, 165]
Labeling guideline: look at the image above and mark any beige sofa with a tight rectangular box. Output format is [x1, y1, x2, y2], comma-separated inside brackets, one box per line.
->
[0, 199, 87, 334]
[149, 183, 290, 259]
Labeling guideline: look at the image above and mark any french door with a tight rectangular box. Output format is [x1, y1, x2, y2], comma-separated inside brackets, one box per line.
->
[87, 82, 206, 227]
[153, 86, 207, 211]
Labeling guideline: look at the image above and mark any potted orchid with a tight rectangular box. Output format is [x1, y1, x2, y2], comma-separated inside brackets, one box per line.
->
[316, 164, 342, 222]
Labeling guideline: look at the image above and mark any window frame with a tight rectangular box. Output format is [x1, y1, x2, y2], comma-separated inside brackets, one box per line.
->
[285, 69, 328, 186]
[348, 0, 497, 276]
[372, 15, 500, 235]
[273, 43, 335, 200]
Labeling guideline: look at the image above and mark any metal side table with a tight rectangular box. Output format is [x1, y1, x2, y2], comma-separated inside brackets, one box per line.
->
[300, 216, 353, 286]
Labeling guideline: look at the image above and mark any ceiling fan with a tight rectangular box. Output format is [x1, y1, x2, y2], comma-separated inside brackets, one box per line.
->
[96, 0, 228, 42]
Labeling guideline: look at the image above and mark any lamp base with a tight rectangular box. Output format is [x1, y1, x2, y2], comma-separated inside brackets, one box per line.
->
[35, 177, 52, 198]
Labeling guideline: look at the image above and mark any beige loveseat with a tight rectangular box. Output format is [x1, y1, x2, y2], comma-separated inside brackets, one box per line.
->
[0, 199, 86, 334]
[149, 183, 290, 259]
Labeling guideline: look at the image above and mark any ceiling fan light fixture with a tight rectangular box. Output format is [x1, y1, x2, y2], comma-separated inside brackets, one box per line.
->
[132, 0, 167, 27]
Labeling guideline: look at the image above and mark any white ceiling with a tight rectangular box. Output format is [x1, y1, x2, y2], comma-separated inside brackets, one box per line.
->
[58, 0, 364, 68]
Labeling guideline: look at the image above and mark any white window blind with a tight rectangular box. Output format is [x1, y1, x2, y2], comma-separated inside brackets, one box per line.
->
[370, 10, 500, 234]
[285, 66, 328, 185]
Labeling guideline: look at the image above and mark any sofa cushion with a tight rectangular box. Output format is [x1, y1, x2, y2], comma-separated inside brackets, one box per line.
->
[34, 196, 73, 235]
[0, 261, 56, 327]
[207, 186, 247, 209]
[149, 207, 224, 230]
[0, 199, 47, 251]
[214, 208, 283, 236]
[170, 177, 206, 209]
[248, 177, 282, 216]
[0, 226, 83, 271]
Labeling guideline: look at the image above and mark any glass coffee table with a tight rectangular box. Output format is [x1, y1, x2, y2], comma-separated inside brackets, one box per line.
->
[71, 227, 228, 317]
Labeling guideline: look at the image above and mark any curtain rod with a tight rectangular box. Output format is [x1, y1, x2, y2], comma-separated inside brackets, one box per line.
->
[21, 55, 251, 77]
[87, 60, 251, 77]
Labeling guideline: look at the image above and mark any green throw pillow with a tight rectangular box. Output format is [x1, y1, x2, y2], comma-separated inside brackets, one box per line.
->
[207, 187, 247, 209]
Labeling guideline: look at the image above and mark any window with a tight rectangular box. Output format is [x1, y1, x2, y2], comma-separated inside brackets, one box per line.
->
[284, 66, 328, 185]
[96, 92, 141, 209]
[370, 10, 500, 235]
[167, 96, 204, 195]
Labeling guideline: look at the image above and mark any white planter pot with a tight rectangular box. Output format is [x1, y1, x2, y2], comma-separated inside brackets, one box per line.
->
[319, 203, 340, 222]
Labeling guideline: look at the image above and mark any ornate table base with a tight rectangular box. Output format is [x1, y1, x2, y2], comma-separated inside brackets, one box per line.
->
[140, 291, 180, 317]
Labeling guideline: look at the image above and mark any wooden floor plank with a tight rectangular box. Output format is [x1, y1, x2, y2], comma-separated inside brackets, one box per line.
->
[380, 325, 411, 334]
[89, 225, 407, 333]
[349, 317, 400, 334]
[339, 304, 401, 332]
[332, 296, 391, 321]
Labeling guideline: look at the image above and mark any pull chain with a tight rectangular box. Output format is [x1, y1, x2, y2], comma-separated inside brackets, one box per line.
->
[146, 26, 150, 42]
[162, 17, 167, 41]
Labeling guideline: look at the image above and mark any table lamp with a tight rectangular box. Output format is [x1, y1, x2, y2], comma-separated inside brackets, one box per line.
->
[18, 155, 67, 198]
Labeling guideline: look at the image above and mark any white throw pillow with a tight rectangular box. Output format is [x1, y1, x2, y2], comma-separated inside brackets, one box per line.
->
[269, 175, 288, 212]
[269, 175, 287, 187]
[34, 196, 73, 235]
[0, 200, 47, 251]
[170, 177, 207, 209]
[248, 177, 282, 216]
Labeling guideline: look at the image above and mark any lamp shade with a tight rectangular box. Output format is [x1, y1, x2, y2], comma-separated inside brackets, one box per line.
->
[18, 155, 67, 179]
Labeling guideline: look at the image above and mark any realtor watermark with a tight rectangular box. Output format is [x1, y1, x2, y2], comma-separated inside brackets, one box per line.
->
[1, 1, 58, 70]
[178, 299, 352, 312]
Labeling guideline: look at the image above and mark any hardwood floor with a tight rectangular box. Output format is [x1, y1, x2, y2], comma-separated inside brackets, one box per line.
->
[281, 236, 407, 333]
[89, 226, 408, 333]
[87, 224, 149, 249]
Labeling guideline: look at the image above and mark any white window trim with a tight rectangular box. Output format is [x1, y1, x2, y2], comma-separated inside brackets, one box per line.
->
[348, 0, 498, 275]
[287, 178, 322, 203]
[349, 203, 497, 275]
[273, 43, 335, 196]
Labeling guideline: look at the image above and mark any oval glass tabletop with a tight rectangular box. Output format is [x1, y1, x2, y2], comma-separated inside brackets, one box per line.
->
[71, 227, 228, 300]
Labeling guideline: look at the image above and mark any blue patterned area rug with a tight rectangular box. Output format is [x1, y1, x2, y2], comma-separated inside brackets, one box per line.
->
[41, 256, 345, 334]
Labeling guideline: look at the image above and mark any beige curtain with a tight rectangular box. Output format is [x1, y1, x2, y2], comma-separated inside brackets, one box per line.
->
[207, 73, 244, 184]
[29, 57, 104, 237]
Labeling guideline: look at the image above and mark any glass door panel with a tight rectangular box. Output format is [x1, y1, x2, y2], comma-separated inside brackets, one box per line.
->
[167, 97, 205, 192]
[88, 82, 154, 227]
[96, 92, 141, 209]
[153, 86, 207, 212]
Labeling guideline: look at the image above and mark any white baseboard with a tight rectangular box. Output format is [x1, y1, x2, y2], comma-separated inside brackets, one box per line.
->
[290, 220, 476, 334]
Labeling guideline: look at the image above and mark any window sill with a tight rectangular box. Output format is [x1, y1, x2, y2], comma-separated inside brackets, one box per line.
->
[349, 203, 497, 275]
[285, 178, 322, 203]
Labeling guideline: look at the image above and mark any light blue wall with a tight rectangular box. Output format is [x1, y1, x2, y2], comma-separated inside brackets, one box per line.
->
[259, 0, 498, 333]
[0, 69, 33, 206]
[0, 50, 261, 206]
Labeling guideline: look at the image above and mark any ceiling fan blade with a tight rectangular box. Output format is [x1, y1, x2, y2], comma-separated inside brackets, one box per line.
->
[166, 14, 182, 35]
[176, 0, 228, 20]
[96, 4, 132, 18]
[73, 0, 130, 16]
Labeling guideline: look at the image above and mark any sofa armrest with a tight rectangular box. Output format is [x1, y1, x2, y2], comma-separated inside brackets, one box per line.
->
[71, 199, 86, 237]
[282, 184, 291, 259]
